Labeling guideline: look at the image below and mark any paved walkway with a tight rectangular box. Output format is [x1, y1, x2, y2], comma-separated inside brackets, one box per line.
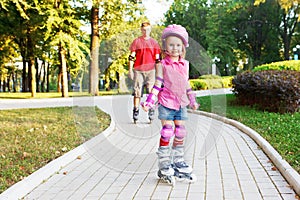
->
[0, 90, 299, 200]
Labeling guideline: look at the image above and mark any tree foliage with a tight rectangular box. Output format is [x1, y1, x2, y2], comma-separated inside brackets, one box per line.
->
[0, 0, 90, 95]
[164, 0, 298, 74]
[255, 0, 300, 13]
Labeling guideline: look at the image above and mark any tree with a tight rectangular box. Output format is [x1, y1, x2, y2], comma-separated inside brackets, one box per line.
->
[280, 5, 299, 60]
[255, 0, 300, 60]
[164, 0, 211, 77]
[0, 0, 42, 96]
[164, 0, 284, 73]
[102, 20, 154, 92]
[165, 0, 237, 75]
[43, 0, 88, 97]
[88, 0, 144, 93]
[0, 36, 19, 92]
[90, 2, 100, 96]
[165, 0, 209, 49]
[255, 0, 300, 13]
[205, 0, 239, 75]
[235, 0, 282, 67]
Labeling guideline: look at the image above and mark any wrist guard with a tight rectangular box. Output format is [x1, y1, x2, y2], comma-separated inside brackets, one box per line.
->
[188, 93, 199, 109]
[128, 55, 135, 61]
[141, 93, 156, 108]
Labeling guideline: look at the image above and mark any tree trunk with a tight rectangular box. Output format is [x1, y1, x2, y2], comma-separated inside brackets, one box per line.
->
[47, 60, 50, 92]
[29, 58, 36, 97]
[89, 6, 100, 96]
[22, 57, 27, 92]
[19, 37, 28, 92]
[59, 43, 68, 97]
[35, 57, 40, 92]
[7, 76, 11, 92]
[57, 71, 61, 93]
[27, 32, 36, 97]
[2, 80, 6, 92]
[12, 71, 17, 92]
[41, 60, 46, 92]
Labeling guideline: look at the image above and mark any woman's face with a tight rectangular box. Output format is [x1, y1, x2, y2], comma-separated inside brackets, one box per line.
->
[165, 36, 183, 58]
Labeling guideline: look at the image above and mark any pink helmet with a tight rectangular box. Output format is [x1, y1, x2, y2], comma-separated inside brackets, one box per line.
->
[162, 24, 189, 48]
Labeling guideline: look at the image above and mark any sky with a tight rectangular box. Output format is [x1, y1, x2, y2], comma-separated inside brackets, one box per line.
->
[142, 0, 173, 24]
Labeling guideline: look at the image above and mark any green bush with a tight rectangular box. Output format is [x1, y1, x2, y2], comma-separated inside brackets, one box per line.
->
[189, 79, 208, 90]
[253, 60, 300, 72]
[198, 74, 222, 79]
[232, 70, 300, 113]
[221, 76, 234, 88]
[189, 75, 234, 90]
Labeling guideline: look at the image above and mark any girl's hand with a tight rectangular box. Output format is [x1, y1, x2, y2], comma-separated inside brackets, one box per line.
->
[140, 102, 149, 112]
[190, 102, 200, 110]
[188, 93, 200, 110]
[140, 93, 156, 112]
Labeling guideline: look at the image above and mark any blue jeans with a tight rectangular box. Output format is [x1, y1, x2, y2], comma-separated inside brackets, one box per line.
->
[158, 104, 188, 121]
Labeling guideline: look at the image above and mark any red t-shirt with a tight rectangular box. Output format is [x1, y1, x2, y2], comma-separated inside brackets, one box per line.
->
[130, 36, 161, 71]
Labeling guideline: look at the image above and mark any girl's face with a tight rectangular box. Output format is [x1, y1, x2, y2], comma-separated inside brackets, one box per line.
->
[165, 36, 183, 59]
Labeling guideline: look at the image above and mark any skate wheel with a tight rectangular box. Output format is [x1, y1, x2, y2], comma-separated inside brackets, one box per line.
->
[188, 174, 197, 183]
[176, 175, 185, 181]
[170, 176, 176, 186]
[165, 175, 175, 186]
[157, 171, 176, 186]
[157, 170, 162, 178]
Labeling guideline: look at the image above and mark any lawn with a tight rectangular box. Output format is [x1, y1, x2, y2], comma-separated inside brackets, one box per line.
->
[0, 106, 111, 193]
[198, 94, 300, 174]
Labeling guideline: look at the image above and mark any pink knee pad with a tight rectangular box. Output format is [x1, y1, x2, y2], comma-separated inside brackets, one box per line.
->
[175, 125, 187, 139]
[161, 124, 174, 139]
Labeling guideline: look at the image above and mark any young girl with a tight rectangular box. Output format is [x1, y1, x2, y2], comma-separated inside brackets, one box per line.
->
[141, 24, 199, 185]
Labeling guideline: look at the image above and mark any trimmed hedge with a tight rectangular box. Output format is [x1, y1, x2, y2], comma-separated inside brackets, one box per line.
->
[232, 70, 300, 113]
[189, 75, 233, 90]
[253, 60, 300, 72]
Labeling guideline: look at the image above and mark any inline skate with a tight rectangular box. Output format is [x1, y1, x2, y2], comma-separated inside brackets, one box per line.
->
[172, 161, 197, 182]
[172, 146, 197, 182]
[148, 108, 155, 123]
[157, 146, 176, 186]
[133, 107, 139, 124]
[157, 167, 175, 186]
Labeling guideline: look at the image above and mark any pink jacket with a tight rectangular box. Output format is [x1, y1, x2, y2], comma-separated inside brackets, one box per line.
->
[158, 56, 190, 110]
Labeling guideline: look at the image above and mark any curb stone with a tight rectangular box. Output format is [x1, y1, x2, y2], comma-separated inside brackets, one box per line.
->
[189, 109, 300, 196]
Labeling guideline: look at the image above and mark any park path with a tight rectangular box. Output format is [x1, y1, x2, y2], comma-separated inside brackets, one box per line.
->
[0, 90, 298, 200]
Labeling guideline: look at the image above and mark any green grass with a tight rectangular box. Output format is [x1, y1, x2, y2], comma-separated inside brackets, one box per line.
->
[0, 106, 111, 193]
[198, 94, 300, 174]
